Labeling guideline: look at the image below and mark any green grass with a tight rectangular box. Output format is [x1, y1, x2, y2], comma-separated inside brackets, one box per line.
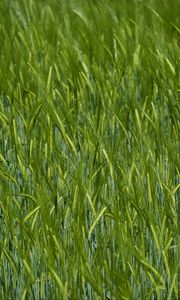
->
[0, 0, 179, 299]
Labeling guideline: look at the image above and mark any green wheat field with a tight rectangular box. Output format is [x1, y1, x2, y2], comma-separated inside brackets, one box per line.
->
[0, 0, 179, 299]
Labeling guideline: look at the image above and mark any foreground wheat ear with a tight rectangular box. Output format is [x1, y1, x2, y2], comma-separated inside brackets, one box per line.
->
[0, 0, 179, 299]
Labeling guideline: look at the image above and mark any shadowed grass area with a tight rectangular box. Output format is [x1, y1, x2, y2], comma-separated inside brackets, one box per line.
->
[0, 0, 179, 299]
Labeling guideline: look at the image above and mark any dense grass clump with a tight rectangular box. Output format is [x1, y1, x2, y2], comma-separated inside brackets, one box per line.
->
[0, 0, 179, 299]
